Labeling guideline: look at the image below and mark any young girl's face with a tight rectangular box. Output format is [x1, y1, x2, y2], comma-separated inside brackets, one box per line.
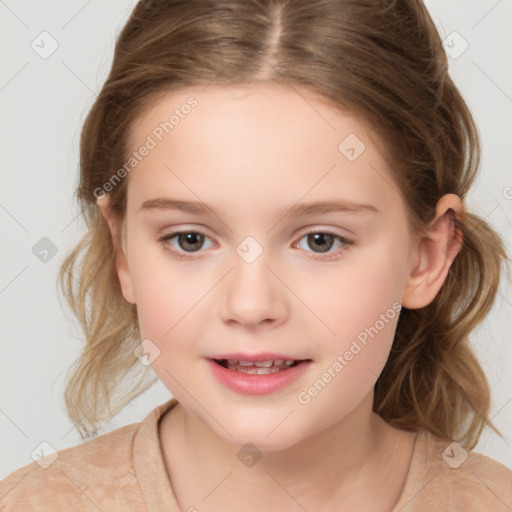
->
[113, 83, 418, 450]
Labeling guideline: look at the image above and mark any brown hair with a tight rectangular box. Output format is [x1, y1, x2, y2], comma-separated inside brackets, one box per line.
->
[59, 0, 507, 448]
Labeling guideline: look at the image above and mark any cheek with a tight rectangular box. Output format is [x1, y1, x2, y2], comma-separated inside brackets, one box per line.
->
[131, 265, 175, 338]
[298, 274, 402, 426]
[298, 237, 408, 404]
[132, 266, 209, 392]
[310, 240, 408, 346]
[126, 236, 198, 349]
[134, 270, 204, 347]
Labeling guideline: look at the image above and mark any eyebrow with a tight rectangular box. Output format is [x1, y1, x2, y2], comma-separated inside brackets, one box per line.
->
[139, 197, 379, 218]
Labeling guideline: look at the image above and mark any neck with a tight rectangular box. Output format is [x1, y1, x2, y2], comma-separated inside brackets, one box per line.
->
[159, 391, 414, 511]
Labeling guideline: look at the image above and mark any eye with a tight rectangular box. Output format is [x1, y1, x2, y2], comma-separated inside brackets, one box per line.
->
[158, 231, 215, 259]
[158, 229, 353, 261]
[294, 229, 353, 260]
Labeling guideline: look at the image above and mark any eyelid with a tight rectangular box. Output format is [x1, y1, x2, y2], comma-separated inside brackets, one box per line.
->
[298, 226, 353, 242]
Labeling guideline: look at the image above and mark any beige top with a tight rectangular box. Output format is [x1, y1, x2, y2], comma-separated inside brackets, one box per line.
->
[1, 398, 511, 511]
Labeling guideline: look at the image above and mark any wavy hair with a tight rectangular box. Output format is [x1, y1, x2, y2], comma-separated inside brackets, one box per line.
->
[59, 0, 507, 448]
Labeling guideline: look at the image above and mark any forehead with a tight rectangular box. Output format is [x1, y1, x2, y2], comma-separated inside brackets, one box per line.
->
[125, 83, 402, 219]
[130, 82, 372, 151]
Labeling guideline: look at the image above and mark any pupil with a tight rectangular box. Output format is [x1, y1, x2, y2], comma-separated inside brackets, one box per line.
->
[179, 232, 204, 252]
[308, 233, 333, 253]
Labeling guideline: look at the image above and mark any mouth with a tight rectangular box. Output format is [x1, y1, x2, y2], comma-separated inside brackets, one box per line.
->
[211, 358, 308, 374]
[207, 355, 312, 395]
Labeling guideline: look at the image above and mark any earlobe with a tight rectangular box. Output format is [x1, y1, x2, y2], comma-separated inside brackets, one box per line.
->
[96, 196, 136, 305]
[402, 194, 463, 309]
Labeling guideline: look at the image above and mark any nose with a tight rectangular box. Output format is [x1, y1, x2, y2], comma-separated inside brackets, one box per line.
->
[219, 251, 288, 329]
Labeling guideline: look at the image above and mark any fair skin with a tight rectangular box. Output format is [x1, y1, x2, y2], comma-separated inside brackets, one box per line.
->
[98, 83, 462, 511]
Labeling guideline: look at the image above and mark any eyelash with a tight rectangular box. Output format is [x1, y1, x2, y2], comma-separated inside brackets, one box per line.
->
[157, 228, 354, 262]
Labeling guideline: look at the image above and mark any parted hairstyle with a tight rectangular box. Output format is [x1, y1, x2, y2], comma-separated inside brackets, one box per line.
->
[59, 0, 507, 447]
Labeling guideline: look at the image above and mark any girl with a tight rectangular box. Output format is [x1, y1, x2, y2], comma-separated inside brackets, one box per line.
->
[1, 0, 511, 510]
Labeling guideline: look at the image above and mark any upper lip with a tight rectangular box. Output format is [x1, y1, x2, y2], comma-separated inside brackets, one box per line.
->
[209, 353, 309, 362]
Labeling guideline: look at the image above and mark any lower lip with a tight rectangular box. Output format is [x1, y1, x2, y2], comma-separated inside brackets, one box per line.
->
[206, 359, 311, 395]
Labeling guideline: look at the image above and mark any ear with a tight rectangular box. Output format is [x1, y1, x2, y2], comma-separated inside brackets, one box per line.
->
[402, 194, 463, 309]
[96, 196, 136, 305]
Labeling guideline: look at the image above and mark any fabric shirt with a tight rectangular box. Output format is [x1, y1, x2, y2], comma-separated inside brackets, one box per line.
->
[1, 398, 511, 511]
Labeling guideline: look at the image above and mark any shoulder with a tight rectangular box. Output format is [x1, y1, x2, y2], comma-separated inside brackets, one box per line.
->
[396, 429, 512, 511]
[0, 421, 145, 512]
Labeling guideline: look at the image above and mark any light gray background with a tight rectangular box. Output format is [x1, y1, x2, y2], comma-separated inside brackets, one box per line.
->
[1, 0, 511, 480]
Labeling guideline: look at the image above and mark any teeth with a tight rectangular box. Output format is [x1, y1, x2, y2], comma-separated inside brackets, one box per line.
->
[223, 359, 296, 367]
[256, 367, 280, 374]
[231, 367, 281, 374]
[254, 361, 273, 367]
[219, 358, 302, 374]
